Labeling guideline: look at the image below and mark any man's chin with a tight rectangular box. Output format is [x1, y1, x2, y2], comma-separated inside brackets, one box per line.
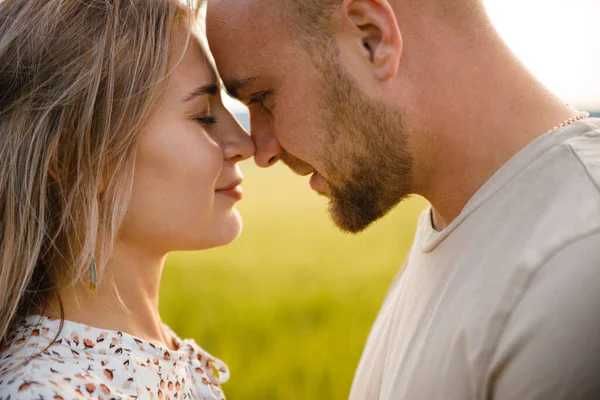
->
[327, 197, 380, 234]
[327, 190, 410, 234]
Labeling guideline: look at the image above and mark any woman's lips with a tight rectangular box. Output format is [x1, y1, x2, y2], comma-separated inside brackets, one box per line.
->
[217, 185, 243, 201]
[216, 180, 243, 201]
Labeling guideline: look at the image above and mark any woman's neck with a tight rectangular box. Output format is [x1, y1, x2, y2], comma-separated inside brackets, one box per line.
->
[43, 243, 175, 349]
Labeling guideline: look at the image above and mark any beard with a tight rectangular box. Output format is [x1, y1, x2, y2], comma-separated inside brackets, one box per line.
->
[310, 53, 413, 233]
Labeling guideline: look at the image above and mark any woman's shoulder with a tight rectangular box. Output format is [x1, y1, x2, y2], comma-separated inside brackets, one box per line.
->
[0, 367, 91, 400]
[0, 340, 136, 400]
[0, 359, 128, 399]
[0, 316, 230, 399]
[0, 316, 137, 399]
[0, 336, 98, 400]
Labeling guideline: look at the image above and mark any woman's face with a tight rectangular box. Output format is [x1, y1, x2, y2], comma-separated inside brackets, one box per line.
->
[119, 34, 255, 253]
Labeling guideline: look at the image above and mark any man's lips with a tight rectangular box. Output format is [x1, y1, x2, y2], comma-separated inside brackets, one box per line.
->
[287, 166, 314, 177]
[279, 151, 315, 177]
[278, 152, 329, 194]
[309, 172, 328, 195]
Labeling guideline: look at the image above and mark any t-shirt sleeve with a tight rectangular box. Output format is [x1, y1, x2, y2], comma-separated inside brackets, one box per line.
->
[488, 230, 600, 400]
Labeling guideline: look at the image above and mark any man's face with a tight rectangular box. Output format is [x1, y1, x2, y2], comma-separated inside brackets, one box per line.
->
[207, 1, 413, 233]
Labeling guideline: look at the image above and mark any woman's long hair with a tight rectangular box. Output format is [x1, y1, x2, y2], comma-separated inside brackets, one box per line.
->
[0, 0, 202, 345]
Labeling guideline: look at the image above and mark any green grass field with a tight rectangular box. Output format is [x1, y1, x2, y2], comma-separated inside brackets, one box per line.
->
[159, 162, 428, 399]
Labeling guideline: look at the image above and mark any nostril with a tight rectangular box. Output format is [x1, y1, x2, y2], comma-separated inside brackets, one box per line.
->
[268, 155, 278, 165]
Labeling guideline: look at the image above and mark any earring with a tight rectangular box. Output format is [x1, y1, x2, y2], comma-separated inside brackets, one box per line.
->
[88, 255, 97, 293]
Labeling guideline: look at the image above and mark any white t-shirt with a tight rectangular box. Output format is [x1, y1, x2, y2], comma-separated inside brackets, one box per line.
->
[350, 119, 600, 400]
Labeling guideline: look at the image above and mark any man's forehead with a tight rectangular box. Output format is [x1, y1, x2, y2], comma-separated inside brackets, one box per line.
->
[207, 0, 288, 55]
[208, 0, 280, 27]
[207, 0, 293, 83]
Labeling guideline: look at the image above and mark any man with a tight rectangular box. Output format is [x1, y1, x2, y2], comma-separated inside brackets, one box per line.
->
[206, 0, 600, 398]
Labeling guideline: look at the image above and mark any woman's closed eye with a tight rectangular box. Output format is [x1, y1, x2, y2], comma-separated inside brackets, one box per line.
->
[194, 113, 218, 126]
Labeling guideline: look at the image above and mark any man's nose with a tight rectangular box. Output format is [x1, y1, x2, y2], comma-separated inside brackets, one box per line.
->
[250, 118, 283, 168]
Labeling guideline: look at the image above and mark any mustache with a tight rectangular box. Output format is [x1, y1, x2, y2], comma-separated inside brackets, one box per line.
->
[280, 150, 315, 176]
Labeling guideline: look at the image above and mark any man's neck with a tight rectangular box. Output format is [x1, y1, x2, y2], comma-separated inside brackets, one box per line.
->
[406, 17, 578, 231]
[427, 99, 577, 231]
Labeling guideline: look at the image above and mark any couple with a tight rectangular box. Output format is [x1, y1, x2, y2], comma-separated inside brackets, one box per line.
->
[1, 0, 599, 399]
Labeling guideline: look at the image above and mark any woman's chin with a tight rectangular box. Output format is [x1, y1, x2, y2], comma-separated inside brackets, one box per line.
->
[137, 210, 244, 253]
[213, 220, 244, 248]
[188, 210, 244, 250]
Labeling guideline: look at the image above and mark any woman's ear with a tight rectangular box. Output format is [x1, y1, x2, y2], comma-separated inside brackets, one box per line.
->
[48, 152, 59, 182]
[341, 0, 403, 81]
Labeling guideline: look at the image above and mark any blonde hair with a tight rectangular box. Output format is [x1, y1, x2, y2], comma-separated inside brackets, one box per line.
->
[0, 0, 202, 345]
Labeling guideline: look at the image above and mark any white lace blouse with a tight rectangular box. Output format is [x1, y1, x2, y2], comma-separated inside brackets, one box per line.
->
[0, 315, 229, 399]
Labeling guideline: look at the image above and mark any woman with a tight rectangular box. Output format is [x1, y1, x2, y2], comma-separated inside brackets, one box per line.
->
[0, 0, 253, 398]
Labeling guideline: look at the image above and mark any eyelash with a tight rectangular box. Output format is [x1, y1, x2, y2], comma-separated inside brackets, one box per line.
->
[194, 115, 218, 126]
[249, 92, 272, 111]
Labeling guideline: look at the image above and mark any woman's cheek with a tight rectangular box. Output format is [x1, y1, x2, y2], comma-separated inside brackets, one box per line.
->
[186, 143, 224, 213]
[194, 141, 223, 190]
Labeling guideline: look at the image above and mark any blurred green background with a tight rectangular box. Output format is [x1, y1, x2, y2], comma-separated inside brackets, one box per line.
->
[159, 161, 428, 399]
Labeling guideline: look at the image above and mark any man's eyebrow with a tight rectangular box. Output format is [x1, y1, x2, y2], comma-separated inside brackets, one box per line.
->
[224, 76, 261, 99]
[184, 83, 219, 102]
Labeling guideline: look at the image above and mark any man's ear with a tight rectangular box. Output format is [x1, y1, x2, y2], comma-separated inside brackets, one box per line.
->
[341, 0, 402, 81]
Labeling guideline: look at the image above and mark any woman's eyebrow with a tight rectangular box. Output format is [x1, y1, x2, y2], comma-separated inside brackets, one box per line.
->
[184, 83, 219, 102]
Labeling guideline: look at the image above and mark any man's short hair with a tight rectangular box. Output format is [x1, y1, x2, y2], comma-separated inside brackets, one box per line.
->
[281, 0, 341, 52]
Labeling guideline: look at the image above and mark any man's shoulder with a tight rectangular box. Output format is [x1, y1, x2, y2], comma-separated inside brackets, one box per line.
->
[492, 119, 600, 248]
[562, 118, 600, 193]
[534, 226, 600, 295]
[488, 228, 600, 399]
[495, 226, 600, 350]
